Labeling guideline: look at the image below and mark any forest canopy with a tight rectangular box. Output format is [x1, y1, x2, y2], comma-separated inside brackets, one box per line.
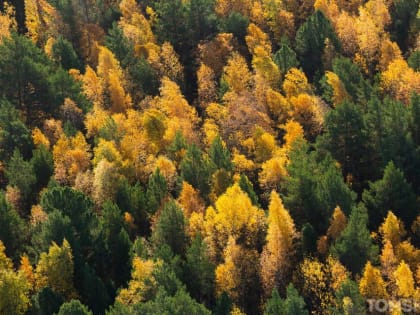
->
[0, 0, 420, 314]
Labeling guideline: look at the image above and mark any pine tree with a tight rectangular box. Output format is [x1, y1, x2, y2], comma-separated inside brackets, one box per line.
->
[331, 204, 378, 274]
[238, 174, 259, 207]
[184, 235, 215, 304]
[0, 99, 33, 161]
[57, 300, 93, 315]
[263, 288, 284, 315]
[273, 40, 300, 78]
[209, 135, 233, 171]
[0, 191, 25, 260]
[333, 279, 365, 315]
[152, 200, 187, 257]
[284, 283, 308, 315]
[146, 168, 168, 216]
[295, 10, 340, 78]
[363, 161, 418, 228]
[181, 144, 214, 198]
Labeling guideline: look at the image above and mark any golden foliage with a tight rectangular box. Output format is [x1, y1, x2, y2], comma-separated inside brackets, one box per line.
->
[97, 46, 132, 113]
[359, 261, 388, 299]
[325, 71, 349, 106]
[253, 129, 276, 162]
[5, 185, 23, 215]
[335, 12, 358, 56]
[30, 205, 48, 226]
[203, 120, 220, 147]
[283, 68, 312, 98]
[83, 66, 104, 108]
[52, 132, 91, 185]
[198, 33, 235, 78]
[119, 0, 155, 46]
[116, 256, 157, 305]
[260, 191, 297, 295]
[259, 154, 288, 191]
[380, 240, 397, 286]
[252, 47, 281, 88]
[381, 58, 420, 105]
[378, 39, 403, 72]
[35, 240, 76, 299]
[178, 181, 205, 218]
[42, 119, 64, 146]
[197, 63, 217, 107]
[204, 184, 266, 261]
[154, 77, 200, 144]
[93, 139, 122, 165]
[289, 94, 325, 138]
[395, 241, 420, 274]
[74, 170, 94, 196]
[222, 52, 253, 94]
[326, 206, 347, 240]
[78, 24, 104, 68]
[0, 2, 16, 41]
[215, 237, 259, 305]
[262, 0, 295, 41]
[19, 255, 35, 288]
[266, 88, 292, 123]
[147, 156, 177, 190]
[379, 211, 406, 247]
[394, 261, 416, 298]
[24, 0, 64, 46]
[188, 211, 206, 239]
[93, 159, 122, 205]
[0, 240, 12, 270]
[155, 42, 184, 84]
[215, 0, 252, 17]
[299, 257, 341, 315]
[232, 151, 256, 173]
[281, 120, 305, 150]
[84, 106, 109, 138]
[314, 0, 339, 24]
[246, 23, 272, 55]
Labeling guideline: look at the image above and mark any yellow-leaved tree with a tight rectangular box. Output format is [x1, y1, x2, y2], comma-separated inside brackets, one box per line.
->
[118, 0, 155, 47]
[260, 191, 297, 296]
[34, 239, 76, 299]
[153, 77, 200, 145]
[326, 206, 348, 240]
[359, 261, 388, 299]
[24, 0, 64, 46]
[178, 181, 205, 218]
[394, 261, 416, 299]
[215, 237, 260, 314]
[222, 52, 253, 95]
[0, 241, 31, 315]
[116, 256, 157, 305]
[381, 58, 420, 105]
[298, 256, 348, 315]
[97, 46, 132, 113]
[379, 211, 406, 247]
[0, 2, 16, 41]
[204, 184, 266, 262]
[197, 63, 217, 108]
[52, 132, 91, 185]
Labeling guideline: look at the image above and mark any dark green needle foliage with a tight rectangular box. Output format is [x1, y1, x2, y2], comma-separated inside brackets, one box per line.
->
[331, 204, 378, 274]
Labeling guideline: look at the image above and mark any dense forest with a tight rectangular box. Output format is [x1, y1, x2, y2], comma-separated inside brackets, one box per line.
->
[0, 0, 420, 314]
